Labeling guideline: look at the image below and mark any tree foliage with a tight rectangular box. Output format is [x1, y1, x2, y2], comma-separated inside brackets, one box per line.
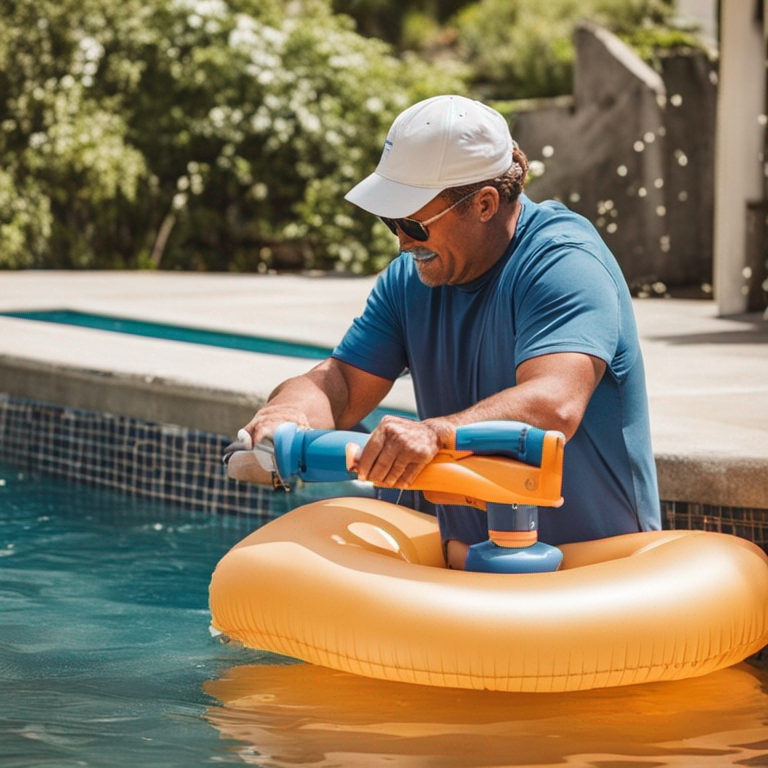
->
[331, 0, 470, 44]
[332, 0, 689, 102]
[0, 0, 703, 272]
[0, 0, 464, 272]
[451, 0, 681, 100]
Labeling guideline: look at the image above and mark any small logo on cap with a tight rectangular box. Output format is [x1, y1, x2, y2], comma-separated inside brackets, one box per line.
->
[379, 139, 393, 166]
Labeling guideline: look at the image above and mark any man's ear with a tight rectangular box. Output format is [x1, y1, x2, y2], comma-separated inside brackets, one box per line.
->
[477, 187, 500, 222]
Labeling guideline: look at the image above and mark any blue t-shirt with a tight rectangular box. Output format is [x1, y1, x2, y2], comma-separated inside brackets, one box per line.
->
[332, 195, 661, 546]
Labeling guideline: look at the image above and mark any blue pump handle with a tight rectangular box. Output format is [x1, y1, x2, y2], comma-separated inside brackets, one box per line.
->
[272, 420, 548, 483]
[454, 421, 546, 467]
[273, 423, 368, 483]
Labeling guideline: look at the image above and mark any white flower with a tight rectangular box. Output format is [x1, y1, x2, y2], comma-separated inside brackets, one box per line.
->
[79, 37, 105, 62]
[173, 0, 226, 17]
[251, 112, 272, 133]
[209, 107, 227, 127]
[261, 25, 287, 47]
[298, 112, 321, 133]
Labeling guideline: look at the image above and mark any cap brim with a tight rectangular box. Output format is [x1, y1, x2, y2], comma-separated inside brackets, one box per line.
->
[345, 172, 443, 218]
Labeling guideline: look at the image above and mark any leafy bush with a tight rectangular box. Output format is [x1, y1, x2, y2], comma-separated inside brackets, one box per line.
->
[0, 0, 149, 268]
[451, 0, 684, 100]
[619, 24, 708, 63]
[331, 0, 470, 45]
[0, 0, 464, 273]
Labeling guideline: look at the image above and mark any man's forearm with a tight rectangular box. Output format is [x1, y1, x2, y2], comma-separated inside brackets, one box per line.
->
[355, 353, 603, 488]
[244, 357, 395, 444]
[422, 387, 565, 452]
[265, 363, 350, 430]
[427, 354, 606, 445]
[241, 360, 352, 445]
[429, 383, 570, 438]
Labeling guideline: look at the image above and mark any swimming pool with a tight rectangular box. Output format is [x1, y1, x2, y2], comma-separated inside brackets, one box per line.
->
[2, 462, 768, 767]
[0, 462, 280, 766]
[0, 309, 418, 433]
[0, 309, 334, 360]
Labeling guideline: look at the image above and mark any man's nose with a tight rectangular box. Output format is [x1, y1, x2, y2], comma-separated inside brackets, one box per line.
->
[397, 229, 418, 250]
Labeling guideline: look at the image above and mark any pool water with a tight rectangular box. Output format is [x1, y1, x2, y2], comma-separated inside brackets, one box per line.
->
[2, 464, 768, 767]
[0, 309, 418, 431]
[1, 310, 333, 360]
[0, 463, 284, 767]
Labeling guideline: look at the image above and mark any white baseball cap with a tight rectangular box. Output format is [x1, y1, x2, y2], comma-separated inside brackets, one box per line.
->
[345, 94, 514, 218]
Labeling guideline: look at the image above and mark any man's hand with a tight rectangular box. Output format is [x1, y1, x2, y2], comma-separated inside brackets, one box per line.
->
[241, 403, 313, 447]
[350, 415, 453, 487]
[239, 358, 396, 449]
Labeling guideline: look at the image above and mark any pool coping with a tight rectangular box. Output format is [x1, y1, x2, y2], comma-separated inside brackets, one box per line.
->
[0, 354, 262, 439]
[2, 271, 767, 511]
[2, 352, 767, 510]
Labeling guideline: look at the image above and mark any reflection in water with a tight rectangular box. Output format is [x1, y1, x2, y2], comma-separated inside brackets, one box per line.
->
[205, 658, 768, 767]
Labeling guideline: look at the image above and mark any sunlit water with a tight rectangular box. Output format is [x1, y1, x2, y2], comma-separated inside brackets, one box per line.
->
[1, 464, 767, 767]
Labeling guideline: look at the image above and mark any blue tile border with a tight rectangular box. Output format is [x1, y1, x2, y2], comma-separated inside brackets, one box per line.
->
[662, 499, 768, 552]
[0, 393, 333, 524]
[0, 392, 765, 552]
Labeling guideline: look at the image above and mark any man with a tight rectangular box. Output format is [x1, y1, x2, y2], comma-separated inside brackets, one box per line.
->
[243, 94, 661, 568]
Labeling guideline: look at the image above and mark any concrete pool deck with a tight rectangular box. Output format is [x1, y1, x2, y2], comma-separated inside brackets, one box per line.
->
[1, 271, 766, 509]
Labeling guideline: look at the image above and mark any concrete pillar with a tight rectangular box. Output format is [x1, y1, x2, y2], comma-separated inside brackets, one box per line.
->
[713, 0, 767, 315]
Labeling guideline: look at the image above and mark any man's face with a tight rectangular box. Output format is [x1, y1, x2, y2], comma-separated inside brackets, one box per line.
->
[393, 193, 488, 287]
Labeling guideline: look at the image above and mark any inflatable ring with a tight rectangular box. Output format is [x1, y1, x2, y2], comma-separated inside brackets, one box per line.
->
[209, 496, 768, 692]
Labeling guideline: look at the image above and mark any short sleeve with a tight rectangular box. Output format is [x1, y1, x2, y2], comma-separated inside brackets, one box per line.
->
[514, 246, 620, 368]
[332, 267, 408, 380]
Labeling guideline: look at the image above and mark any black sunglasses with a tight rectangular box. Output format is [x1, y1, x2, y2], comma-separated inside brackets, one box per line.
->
[380, 189, 480, 242]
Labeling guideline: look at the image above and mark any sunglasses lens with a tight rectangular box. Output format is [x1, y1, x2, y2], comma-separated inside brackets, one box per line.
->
[380, 217, 398, 236]
[400, 220, 429, 242]
[379, 217, 429, 242]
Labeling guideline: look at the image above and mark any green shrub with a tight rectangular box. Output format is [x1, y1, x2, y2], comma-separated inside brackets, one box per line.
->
[0, 0, 149, 268]
[331, 0, 470, 46]
[451, 0, 683, 100]
[0, 0, 464, 273]
[618, 25, 708, 63]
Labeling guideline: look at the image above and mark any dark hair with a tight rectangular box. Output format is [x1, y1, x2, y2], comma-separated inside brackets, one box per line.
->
[441, 144, 529, 211]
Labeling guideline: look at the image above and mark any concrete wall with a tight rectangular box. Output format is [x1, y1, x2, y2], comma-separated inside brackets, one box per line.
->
[676, 0, 718, 41]
[509, 23, 717, 292]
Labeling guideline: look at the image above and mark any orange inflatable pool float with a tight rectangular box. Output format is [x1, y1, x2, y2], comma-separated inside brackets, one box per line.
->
[210, 422, 768, 692]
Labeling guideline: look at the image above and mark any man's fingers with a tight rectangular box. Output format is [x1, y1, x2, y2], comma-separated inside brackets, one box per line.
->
[242, 406, 314, 449]
[376, 456, 413, 487]
[245, 422, 273, 447]
[354, 428, 387, 480]
[396, 461, 429, 488]
[357, 438, 397, 483]
[376, 460, 424, 488]
[356, 415, 444, 485]
[237, 428, 253, 450]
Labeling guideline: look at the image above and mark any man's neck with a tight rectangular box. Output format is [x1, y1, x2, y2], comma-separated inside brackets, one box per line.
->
[484, 198, 522, 268]
[504, 198, 523, 245]
[451, 199, 523, 287]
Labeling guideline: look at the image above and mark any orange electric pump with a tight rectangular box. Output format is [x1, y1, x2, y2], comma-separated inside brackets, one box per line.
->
[271, 420, 567, 573]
